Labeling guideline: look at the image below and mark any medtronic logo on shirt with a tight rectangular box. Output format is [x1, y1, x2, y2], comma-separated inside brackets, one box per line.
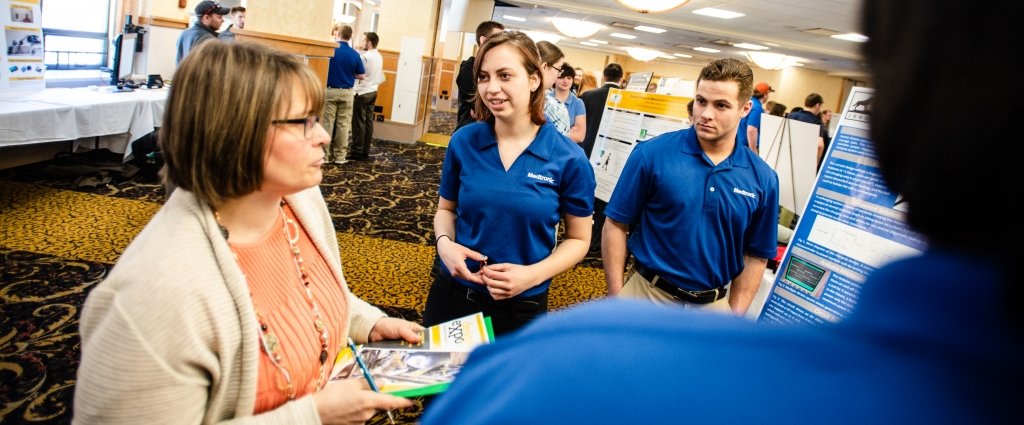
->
[527, 172, 555, 184]
[733, 187, 757, 199]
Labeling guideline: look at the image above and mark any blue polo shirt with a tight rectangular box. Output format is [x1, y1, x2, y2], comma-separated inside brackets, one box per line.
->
[326, 41, 364, 89]
[422, 251, 1019, 424]
[439, 122, 596, 297]
[738, 98, 764, 149]
[565, 92, 586, 127]
[605, 127, 778, 290]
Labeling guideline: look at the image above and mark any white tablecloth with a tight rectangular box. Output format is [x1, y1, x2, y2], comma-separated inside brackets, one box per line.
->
[0, 87, 168, 159]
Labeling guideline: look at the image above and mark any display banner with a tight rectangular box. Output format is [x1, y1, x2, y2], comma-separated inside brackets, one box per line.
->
[755, 87, 925, 324]
[1, 0, 44, 91]
[589, 88, 691, 201]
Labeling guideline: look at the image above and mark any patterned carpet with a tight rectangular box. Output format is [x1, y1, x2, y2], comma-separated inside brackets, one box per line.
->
[0, 120, 608, 424]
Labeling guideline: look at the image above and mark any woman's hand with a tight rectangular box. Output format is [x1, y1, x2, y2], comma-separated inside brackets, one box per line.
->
[436, 237, 487, 284]
[314, 377, 412, 425]
[368, 317, 425, 343]
[480, 263, 539, 300]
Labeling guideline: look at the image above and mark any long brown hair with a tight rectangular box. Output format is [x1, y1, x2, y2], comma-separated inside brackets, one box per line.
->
[161, 41, 324, 207]
[472, 31, 545, 126]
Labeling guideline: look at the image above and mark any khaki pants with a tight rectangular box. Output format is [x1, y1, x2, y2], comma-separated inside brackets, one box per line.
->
[322, 87, 355, 162]
[618, 267, 732, 314]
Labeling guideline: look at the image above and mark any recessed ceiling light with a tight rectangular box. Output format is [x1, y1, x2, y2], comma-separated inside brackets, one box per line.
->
[580, 41, 599, 47]
[733, 43, 768, 50]
[693, 46, 720, 53]
[673, 53, 693, 58]
[610, 33, 637, 39]
[634, 25, 666, 34]
[831, 33, 868, 42]
[589, 39, 608, 44]
[502, 15, 526, 22]
[692, 7, 745, 19]
[658, 55, 675, 60]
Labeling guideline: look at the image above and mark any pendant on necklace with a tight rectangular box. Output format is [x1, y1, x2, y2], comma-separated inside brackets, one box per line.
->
[314, 318, 325, 332]
[266, 332, 279, 353]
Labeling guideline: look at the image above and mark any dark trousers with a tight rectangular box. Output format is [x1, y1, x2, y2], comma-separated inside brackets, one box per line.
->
[422, 259, 548, 337]
[350, 91, 377, 159]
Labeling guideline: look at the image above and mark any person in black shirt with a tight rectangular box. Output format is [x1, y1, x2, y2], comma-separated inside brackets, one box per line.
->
[454, 21, 504, 132]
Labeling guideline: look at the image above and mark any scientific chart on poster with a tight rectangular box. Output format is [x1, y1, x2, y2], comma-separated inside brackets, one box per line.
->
[590, 88, 691, 201]
[756, 87, 925, 324]
[1, 0, 44, 91]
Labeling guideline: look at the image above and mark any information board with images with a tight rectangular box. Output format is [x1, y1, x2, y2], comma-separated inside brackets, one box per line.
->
[755, 87, 925, 324]
[1, 0, 44, 91]
[588, 88, 691, 201]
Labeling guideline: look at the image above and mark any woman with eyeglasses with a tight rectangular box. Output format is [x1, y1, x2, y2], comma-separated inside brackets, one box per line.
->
[74, 41, 423, 424]
[536, 40, 571, 138]
[423, 31, 596, 336]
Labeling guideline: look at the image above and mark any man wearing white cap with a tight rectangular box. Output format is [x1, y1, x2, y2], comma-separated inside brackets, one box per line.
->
[175, 1, 229, 65]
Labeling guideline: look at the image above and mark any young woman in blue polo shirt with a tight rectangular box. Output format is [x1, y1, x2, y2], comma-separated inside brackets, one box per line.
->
[423, 31, 596, 336]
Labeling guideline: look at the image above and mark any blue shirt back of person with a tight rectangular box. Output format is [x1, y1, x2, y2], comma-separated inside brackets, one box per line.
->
[604, 127, 778, 290]
[738, 98, 765, 149]
[326, 41, 364, 89]
[421, 250, 1022, 424]
[438, 122, 595, 297]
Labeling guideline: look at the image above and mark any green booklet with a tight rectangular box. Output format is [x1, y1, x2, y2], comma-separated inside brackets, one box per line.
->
[329, 312, 495, 397]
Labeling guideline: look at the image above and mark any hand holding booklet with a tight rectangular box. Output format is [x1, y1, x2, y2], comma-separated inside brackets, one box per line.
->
[329, 312, 494, 397]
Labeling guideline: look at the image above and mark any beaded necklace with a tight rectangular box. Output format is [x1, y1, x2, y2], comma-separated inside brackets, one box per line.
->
[216, 200, 330, 400]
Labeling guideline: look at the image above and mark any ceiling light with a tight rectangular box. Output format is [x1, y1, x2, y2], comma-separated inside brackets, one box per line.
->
[673, 53, 692, 58]
[733, 42, 768, 50]
[658, 55, 675, 60]
[610, 33, 636, 39]
[745, 51, 802, 70]
[634, 25, 666, 34]
[336, 14, 356, 24]
[616, 0, 690, 14]
[831, 33, 868, 42]
[589, 39, 608, 44]
[580, 41, 599, 47]
[693, 46, 720, 53]
[503, 15, 526, 22]
[522, 30, 562, 44]
[692, 7, 745, 19]
[551, 17, 604, 39]
[625, 47, 662, 62]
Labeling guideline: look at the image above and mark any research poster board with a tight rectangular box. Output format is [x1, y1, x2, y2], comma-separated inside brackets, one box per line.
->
[624, 72, 652, 92]
[755, 87, 925, 324]
[589, 88, 691, 201]
[653, 77, 694, 97]
[1, 0, 44, 92]
[758, 114, 820, 214]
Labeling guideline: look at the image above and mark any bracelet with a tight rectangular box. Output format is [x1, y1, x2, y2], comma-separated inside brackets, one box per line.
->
[435, 234, 452, 246]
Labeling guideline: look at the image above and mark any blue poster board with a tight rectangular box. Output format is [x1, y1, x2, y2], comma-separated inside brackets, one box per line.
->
[756, 87, 926, 324]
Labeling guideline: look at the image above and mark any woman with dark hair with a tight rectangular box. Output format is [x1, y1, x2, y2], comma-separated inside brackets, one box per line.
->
[74, 41, 423, 424]
[423, 31, 596, 336]
[535, 40, 570, 137]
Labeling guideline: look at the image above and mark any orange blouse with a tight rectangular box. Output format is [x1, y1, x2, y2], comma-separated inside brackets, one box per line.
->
[231, 204, 349, 413]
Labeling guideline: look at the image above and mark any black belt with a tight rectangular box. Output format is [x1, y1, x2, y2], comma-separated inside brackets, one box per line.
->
[635, 263, 727, 304]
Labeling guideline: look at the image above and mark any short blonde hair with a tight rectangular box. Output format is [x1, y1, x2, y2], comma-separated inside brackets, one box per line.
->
[161, 41, 324, 207]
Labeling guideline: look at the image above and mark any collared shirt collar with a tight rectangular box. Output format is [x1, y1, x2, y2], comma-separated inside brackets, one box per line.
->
[679, 127, 753, 169]
[469, 123, 555, 162]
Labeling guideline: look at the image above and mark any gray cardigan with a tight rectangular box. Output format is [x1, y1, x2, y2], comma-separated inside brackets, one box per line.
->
[73, 186, 386, 424]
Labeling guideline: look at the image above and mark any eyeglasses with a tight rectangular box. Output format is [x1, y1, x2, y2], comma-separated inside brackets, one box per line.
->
[271, 115, 320, 139]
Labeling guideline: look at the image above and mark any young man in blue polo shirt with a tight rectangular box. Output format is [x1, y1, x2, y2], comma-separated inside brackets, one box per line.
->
[602, 58, 779, 316]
